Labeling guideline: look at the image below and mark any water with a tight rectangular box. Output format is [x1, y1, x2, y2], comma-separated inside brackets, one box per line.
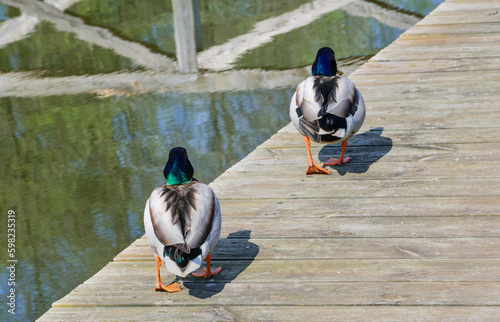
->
[0, 0, 444, 320]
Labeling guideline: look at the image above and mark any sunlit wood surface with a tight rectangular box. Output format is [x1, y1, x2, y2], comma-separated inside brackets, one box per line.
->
[39, 0, 500, 320]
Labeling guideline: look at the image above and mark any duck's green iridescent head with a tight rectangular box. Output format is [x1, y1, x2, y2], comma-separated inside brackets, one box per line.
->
[312, 47, 337, 77]
[163, 147, 194, 185]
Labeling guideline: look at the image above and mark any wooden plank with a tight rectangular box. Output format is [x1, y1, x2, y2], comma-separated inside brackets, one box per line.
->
[209, 178, 500, 199]
[219, 216, 500, 238]
[418, 12, 500, 24]
[52, 282, 500, 307]
[371, 44, 500, 61]
[91, 259, 500, 283]
[38, 306, 500, 322]
[365, 111, 500, 129]
[232, 125, 500, 152]
[405, 23, 500, 35]
[350, 86, 496, 103]
[258, 128, 500, 149]
[435, 1, 500, 13]
[220, 144, 500, 179]
[351, 69, 500, 83]
[356, 57, 500, 74]
[252, 144, 500, 163]
[215, 196, 500, 218]
[365, 97, 498, 111]
[363, 99, 500, 129]
[221, 160, 500, 180]
[394, 33, 500, 47]
[115, 237, 500, 261]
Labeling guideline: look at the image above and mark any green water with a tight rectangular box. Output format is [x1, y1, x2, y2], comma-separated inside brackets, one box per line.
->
[0, 0, 444, 320]
[237, 9, 401, 70]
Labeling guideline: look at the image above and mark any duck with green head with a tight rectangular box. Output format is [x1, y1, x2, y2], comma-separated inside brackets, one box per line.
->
[290, 47, 366, 174]
[144, 147, 222, 292]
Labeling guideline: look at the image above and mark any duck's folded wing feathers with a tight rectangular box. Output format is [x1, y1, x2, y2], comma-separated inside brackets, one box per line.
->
[316, 76, 358, 118]
[183, 183, 217, 248]
[148, 187, 185, 247]
[150, 183, 216, 251]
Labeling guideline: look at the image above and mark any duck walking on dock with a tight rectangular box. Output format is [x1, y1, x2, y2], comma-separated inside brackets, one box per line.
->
[290, 47, 366, 175]
[143, 147, 222, 292]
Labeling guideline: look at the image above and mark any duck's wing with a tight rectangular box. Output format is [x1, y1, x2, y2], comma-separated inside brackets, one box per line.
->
[290, 77, 322, 141]
[182, 183, 219, 249]
[148, 183, 217, 252]
[313, 76, 358, 119]
[293, 77, 321, 120]
[148, 186, 185, 248]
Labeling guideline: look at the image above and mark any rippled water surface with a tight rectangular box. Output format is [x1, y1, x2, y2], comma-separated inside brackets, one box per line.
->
[0, 0, 444, 320]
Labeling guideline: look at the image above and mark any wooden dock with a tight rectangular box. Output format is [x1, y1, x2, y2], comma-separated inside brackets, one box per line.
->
[39, 0, 500, 320]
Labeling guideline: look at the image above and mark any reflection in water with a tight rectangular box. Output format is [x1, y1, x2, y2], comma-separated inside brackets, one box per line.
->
[381, 0, 443, 16]
[0, 21, 138, 76]
[66, 0, 311, 56]
[237, 9, 403, 70]
[0, 0, 445, 320]
[0, 3, 20, 21]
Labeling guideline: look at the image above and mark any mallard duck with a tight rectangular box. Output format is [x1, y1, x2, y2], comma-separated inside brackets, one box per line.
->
[289, 47, 365, 174]
[143, 147, 222, 292]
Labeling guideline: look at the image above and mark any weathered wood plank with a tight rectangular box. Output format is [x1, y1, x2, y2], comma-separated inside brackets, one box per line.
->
[86, 259, 500, 284]
[52, 282, 500, 307]
[363, 112, 500, 130]
[38, 306, 500, 322]
[351, 69, 500, 84]
[220, 216, 500, 238]
[434, 1, 500, 13]
[258, 128, 500, 149]
[345, 85, 495, 102]
[221, 153, 500, 180]
[363, 100, 500, 130]
[356, 57, 500, 74]
[210, 177, 500, 199]
[421, 11, 500, 24]
[216, 196, 500, 218]
[115, 237, 500, 261]
[405, 23, 500, 35]
[394, 33, 500, 47]
[365, 97, 498, 111]
[371, 45, 500, 62]
[279, 144, 500, 163]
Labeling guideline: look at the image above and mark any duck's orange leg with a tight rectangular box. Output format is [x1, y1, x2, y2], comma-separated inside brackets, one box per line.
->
[304, 136, 329, 175]
[154, 255, 181, 292]
[191, 254, 222, 278]
[322, 140, 351, 166]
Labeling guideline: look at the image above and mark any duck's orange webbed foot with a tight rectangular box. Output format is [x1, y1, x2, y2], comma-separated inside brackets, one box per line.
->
[306, 161, 330, 175]
[322, 156, 351, 166]
[155, 282, 182, 293]
[322, 140, 350, 166]
[303, 135, 329, 175]
[191, 267, 222, 278]
[154, 254, 181, 292]
[191, 254, 222, 278]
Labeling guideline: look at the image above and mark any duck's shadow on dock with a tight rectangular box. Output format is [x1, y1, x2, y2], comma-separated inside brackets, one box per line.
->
[182, 230, 258, 299]
[319, 127, 392, 176]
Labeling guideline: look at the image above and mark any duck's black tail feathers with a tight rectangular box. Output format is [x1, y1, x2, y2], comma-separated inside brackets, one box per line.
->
[164, 244, 201, 268]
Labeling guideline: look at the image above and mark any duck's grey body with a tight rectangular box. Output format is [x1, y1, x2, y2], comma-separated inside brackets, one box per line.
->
[144, 181, 221, 278]
[290, 75, 365, 144]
